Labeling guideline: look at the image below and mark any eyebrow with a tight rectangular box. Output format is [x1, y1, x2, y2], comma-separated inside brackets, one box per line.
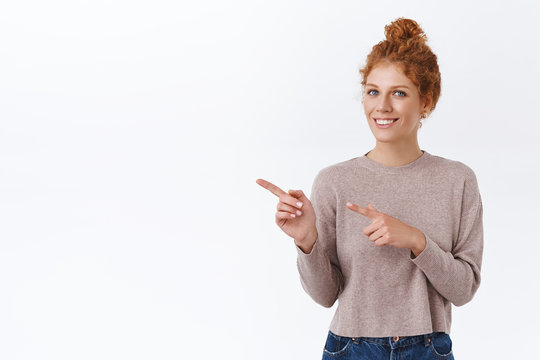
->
[365, 83, 411, 89]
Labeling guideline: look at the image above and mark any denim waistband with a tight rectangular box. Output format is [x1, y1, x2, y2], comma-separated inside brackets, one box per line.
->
[345, 331, 445, 349]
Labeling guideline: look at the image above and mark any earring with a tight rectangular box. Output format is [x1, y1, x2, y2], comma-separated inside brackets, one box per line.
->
[419, 121, 423, 128]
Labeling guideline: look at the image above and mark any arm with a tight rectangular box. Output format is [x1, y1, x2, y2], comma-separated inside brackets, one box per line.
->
[410, 173, 484, 307]
[295, 168, 344, 308]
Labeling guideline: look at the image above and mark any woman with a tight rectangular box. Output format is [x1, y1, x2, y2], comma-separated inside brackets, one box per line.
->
[256, 17, 483, 360]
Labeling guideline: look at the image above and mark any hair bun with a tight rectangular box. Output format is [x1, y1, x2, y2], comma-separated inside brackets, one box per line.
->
[384, 17, 427, 44]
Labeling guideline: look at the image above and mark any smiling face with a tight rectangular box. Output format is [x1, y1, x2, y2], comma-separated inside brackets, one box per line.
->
[363, 62, 429, 145]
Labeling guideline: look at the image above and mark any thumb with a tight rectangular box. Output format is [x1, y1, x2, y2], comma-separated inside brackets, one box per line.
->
[288, 189, 305, 199]
[367, 203, 378, 212]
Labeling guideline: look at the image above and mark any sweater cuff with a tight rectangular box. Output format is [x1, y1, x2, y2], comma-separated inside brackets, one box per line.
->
[295, 234, 322, 257]
[409, 234, 440, 268]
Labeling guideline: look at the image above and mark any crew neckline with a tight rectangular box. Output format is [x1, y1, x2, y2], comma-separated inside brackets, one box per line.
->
[358, 149, 430, 173]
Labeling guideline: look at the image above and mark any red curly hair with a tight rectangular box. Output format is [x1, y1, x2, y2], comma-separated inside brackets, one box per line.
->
[359, 18, 441, 114]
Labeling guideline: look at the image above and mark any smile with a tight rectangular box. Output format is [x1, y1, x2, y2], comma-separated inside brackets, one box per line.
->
[374, 118, 399, 128]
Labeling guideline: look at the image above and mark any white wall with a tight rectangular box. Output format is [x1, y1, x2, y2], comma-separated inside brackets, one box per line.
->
[0, 0, 538, 358]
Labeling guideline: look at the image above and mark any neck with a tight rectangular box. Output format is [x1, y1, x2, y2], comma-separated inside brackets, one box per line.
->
[365, 142, 423, 167]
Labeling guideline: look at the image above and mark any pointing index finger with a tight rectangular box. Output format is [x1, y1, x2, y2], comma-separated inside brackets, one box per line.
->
[256, 178, 287, 197]
[347, 202, 377, 220]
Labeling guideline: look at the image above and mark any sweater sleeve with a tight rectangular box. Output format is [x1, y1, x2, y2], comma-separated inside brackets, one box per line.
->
[295, 168, 344, 308]
[410, 169, 484, 307]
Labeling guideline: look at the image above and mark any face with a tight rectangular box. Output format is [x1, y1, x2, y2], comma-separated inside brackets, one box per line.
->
[363, 62, 428, 145]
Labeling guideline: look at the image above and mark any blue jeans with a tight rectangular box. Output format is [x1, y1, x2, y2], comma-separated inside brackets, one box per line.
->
[322, 330, 454, 359]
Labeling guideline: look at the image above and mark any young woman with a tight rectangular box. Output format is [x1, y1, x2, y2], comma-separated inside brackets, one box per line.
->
[256, 17, 483, 360]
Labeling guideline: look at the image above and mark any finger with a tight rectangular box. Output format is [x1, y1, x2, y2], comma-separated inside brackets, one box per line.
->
[276, 210, 298, 220]
[279, 193, 304, 210]
[363, 220, 381, 237]
[364, 203, 380, 218]
[346, 202, 373, 219]
[288, 189, 305, 199]
[277, 201, 303, 216]
[350, 202, 379, 220]
[367, 227, 386, 242]
[374, 236, 388, 247]
[288, 190, 307, 207]
[256, 178, 287, 197]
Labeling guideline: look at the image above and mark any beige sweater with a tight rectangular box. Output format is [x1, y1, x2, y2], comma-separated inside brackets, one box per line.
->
[295, 150, 483, 337]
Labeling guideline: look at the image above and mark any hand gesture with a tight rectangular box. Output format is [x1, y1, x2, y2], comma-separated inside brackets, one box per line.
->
[256, 178, 317, 252]
[346, 202, 426, 256]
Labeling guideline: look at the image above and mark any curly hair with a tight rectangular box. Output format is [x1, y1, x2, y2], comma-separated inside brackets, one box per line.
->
[359, 18, 441, 114]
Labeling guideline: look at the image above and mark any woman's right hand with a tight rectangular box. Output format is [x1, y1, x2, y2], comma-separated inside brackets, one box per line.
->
[256, 178, 318, 253]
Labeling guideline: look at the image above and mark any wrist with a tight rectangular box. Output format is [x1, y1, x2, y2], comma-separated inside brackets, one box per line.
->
[411, 230, 426, 257]
[295, 228, 317, 254]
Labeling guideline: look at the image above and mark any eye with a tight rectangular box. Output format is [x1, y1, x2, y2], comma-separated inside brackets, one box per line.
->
[394, 90, 406, 97]
[367, 89, 378, 96]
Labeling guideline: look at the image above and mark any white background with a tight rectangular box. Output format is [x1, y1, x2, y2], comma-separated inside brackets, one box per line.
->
[1, 0, 538, 359]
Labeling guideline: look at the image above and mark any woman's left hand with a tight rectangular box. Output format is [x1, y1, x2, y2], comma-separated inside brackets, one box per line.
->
[346, 202, 426, 256]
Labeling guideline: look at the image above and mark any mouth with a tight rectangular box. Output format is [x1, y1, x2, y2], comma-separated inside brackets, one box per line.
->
[373, 117, 399, 128]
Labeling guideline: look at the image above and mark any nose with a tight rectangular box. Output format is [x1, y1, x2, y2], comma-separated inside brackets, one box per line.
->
[377, 95, 392, 112]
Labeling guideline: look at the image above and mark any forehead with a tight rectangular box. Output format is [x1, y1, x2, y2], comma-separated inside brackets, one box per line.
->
[366, 63, 415, 88]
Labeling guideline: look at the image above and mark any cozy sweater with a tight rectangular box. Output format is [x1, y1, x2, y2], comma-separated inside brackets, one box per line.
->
[295, 149, 483, 337]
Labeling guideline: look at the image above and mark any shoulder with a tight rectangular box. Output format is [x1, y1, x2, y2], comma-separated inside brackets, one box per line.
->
[428, 153, 482, 212]
[313, 157, 358, 183]
[427, 153, 479, 184]
[310, 157, 359, 198]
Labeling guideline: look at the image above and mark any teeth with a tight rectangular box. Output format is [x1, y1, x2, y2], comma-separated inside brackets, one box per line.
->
[376, 119, 396, 125]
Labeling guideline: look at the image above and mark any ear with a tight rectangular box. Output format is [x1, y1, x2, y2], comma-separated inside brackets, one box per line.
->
[421, 95, 433, 114]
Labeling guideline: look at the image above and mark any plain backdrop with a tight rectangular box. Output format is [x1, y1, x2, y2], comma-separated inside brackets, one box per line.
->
[1, 0, 539, 359]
